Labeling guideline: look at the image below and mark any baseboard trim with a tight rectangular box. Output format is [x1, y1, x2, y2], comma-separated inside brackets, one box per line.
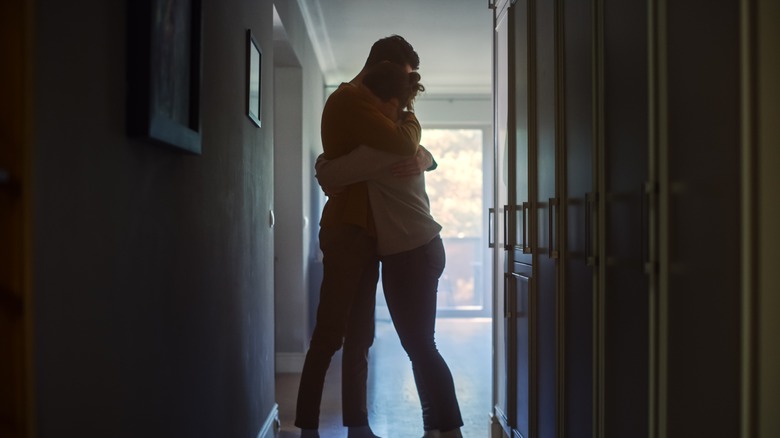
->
[490, 412, 507, 438]
[256, 403, 280, 438]
[276, 352, 306, 373]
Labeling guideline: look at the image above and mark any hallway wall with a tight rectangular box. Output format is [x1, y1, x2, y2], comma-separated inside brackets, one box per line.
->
[271, 1, 326, 373]
[31, 0, 279, 436]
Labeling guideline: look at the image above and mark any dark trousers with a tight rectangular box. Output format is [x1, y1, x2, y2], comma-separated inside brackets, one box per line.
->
[295, 224, 380, 429]
[381, 236, 464, 432]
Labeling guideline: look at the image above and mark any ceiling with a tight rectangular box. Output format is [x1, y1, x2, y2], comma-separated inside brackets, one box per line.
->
[294, 0, 494, 96]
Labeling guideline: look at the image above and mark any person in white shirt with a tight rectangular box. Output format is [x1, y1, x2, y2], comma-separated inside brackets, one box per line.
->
[315, 62, 463, 438]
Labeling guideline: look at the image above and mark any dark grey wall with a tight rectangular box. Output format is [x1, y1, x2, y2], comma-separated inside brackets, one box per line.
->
[32, 0, 277, 436]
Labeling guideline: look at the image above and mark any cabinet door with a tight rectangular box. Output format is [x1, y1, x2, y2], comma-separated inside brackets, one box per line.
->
[600, 0, 650, 436]
[660, 1, 741, 435]
[560, 0, 595, 435]
[509, 4, 533, 435]
[532, 0, 559, 435]
[511, 0, 532, 267]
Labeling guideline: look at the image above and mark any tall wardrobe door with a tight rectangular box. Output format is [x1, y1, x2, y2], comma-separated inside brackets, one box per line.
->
[560, 0, 595, 435]
[510, 2, 533, 436]
[601, 0, 649, 436]
[662, 1, 741, 436]
[532, 0, 558, 435]
[512, 0, 532, 268]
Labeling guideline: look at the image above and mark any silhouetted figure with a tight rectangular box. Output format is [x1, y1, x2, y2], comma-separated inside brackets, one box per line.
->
[316, 62, 464, 438]
[295, 35, 426, 438]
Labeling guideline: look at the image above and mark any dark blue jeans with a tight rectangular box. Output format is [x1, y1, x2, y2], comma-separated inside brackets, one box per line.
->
[381, 235, 464, 432]
[295, 224, 380, 429]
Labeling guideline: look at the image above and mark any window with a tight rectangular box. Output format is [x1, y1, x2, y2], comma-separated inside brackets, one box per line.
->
[376, 127, 491, 317]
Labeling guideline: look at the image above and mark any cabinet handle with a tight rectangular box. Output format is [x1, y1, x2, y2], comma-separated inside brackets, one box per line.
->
[505, 272, 528, 318]
[548, 198, 559, 259]
[503, 205, 511, 251]
[488, 208, 495, 248]
[521, 202, 531, 254]
[642, 182, 653, 273]
[586, 193, 597, 266]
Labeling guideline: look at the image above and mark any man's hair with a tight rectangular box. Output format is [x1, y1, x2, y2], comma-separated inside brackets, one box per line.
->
[363, 35, 420, 70]
[362, 62, 425, 110]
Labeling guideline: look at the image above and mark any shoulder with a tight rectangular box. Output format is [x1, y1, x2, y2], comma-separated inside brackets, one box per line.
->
[323, 83, 376, 119]
[327, 83, 366, 103]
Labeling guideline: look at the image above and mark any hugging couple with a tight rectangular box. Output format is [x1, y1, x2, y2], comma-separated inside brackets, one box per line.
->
[296, 35, 464, 438]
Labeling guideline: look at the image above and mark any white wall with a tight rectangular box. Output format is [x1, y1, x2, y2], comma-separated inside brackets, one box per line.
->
[274, 66, 306, 359]
[272, 1, 325, 372]
[415, 94, 492, 126]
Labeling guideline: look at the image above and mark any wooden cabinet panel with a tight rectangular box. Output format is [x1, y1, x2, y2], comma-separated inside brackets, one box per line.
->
[510, 272, 531, 438]
[511, 0, 532, 267]
[492, 1, 749, 436]
[601, 0, 650, 436]
[662, 1, 742, 436]
[560, 0, 595, 435]
[532, 0, 559, 435]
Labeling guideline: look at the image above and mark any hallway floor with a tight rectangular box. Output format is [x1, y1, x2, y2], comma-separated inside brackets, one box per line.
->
[275, 317, 492, 438]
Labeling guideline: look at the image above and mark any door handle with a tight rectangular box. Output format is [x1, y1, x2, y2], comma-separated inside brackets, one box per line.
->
[642, 182, 655, 274]
[548, 198, 559, 259]
[0, 169, 10, 185]
[586, 193, 597, 266]
[503, 205, 511, 251]
[521, 202, 531, 254]
[488, 208, 495, 248]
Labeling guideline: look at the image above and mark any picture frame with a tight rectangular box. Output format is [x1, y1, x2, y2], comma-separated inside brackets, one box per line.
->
[126, 0, 203, 154]
[246, 29, 262, 128]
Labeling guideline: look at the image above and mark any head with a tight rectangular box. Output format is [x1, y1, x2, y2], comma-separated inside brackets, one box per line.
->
[362, 62, 425, 119]
[363, 35, 420, 72]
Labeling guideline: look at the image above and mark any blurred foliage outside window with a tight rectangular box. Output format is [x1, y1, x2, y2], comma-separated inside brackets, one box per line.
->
[421, 128, 485, 310]
[422, 129, 483, 239]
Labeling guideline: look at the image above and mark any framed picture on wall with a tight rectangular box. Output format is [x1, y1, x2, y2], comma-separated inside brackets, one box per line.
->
[126, 0, 203, 154]
[246, 29, 262, 128]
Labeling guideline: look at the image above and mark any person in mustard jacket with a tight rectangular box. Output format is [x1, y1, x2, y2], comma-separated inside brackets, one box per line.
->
[295, 36, 434, 438]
